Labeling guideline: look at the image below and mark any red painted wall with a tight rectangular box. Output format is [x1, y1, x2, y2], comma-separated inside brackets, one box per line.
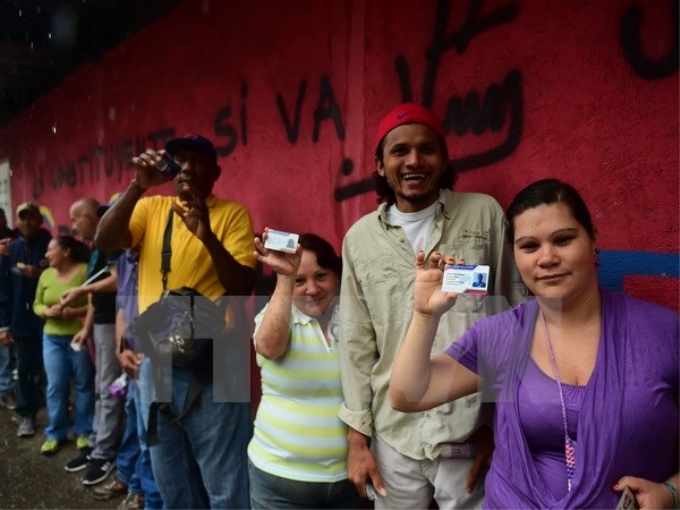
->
[1, 0, 677, 309]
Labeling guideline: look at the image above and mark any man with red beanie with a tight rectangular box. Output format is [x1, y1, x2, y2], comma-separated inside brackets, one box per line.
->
[338, 103, 525, 509]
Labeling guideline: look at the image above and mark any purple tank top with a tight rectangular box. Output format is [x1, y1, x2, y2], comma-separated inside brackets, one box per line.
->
[518, 359, 584, 499]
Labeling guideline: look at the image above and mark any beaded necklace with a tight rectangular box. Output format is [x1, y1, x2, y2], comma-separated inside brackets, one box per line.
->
[541, 311, 577, 492]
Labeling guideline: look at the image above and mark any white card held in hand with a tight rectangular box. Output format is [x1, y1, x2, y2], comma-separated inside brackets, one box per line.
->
[615, 487, 639, 510]
[442, 264, 490, 294]
[264, 230, 299, 254]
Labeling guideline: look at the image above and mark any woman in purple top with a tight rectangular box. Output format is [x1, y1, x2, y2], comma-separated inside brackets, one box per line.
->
[391, 179, 679, 509]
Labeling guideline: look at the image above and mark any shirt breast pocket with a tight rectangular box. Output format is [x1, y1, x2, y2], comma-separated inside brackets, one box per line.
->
[355, 255, 412, 327]
[438, 237, 489, 266]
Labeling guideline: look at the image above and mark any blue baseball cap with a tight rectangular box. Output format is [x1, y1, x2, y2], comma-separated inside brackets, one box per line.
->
[165, 134, 218, 165]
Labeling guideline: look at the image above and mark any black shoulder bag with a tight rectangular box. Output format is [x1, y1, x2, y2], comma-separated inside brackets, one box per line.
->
[128, 210, 227, 367]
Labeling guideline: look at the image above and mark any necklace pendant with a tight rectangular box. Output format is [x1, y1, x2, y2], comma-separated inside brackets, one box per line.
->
[565, 435, 577, 491]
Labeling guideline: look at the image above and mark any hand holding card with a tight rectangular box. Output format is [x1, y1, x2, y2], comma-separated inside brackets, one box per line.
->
[615, 487, 639, 510]
[442, 264, 490, 295]
[264, 229, 299, 254]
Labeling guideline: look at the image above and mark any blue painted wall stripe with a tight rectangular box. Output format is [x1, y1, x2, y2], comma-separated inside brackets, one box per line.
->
[598, 250, 680, 291]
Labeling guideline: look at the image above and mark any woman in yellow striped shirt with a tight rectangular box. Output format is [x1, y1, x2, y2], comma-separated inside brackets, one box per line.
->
[248, 231, 363, 509]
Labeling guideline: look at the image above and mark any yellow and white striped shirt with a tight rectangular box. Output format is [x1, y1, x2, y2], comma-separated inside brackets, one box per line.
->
[248, 304, 348, 482]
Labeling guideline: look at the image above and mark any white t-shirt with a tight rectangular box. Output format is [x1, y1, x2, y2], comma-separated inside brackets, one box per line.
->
[385, 198, 438, 253]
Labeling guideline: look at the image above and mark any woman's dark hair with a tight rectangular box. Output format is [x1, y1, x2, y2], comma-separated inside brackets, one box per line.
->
[298, 233, 341, 278]
[373, 133, 457, 205]
[54, 235, 90, 263]
[504, 179, 596, 246]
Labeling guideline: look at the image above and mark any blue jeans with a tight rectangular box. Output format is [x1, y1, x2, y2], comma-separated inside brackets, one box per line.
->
[149, 366, 251, 509]
[116, 367, 164, 509]
[15, 335, 43, 418]
[248, 460, 364, 510]
[116, 387, 142, 493]
[134, 359, 163, 509]
[42, 334, 95, 440]
[0, 342, 16, 394]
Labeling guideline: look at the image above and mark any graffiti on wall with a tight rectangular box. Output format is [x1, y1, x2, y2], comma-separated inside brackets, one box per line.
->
[335, 0, 523, 201]
[32, 0, 678, 207]
[620, 0, 678, 80]
[37, 0, 527, 210]
[32, 128, 175, 200]
[28, 0, 677, 305]
[33, 72, 348, 201]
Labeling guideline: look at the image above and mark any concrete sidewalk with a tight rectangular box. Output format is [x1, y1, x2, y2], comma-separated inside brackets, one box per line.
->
[0, 406, 118, 509]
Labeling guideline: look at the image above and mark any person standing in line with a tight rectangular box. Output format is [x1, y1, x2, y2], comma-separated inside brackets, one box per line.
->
[61, 197, 123, 486]
[33, 235, 94, 453]
[95, 134, 256, 509]
[0, 203, 51, 431]
[391, 178, 678, 509]
[248, 230, 364, 510]
[91, 241, 163, 509]
[338, 103, 526, 509]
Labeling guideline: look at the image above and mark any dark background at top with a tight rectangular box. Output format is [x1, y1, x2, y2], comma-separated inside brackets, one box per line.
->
[0, 0, 180, 128]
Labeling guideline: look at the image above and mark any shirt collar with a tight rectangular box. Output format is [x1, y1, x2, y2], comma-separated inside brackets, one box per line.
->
[173, 194, 218, 208]
[291, 305, 314, 325]
[378, 189, 451, 225]
[291, 305, 340, 342]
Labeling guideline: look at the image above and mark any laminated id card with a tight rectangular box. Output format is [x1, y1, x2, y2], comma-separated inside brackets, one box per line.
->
[442, 264, 490, 295]
[264, 230, 299, 253]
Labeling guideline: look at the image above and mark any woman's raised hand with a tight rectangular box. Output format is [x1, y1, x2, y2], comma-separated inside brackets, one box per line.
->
[414, 251, 459, 318]
[254, 228, 301, 277]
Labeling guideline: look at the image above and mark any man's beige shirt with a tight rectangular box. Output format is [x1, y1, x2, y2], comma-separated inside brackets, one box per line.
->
[339, 189, 527, 460]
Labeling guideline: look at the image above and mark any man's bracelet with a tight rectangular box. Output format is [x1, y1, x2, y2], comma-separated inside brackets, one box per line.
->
[664, 482, 679, 510]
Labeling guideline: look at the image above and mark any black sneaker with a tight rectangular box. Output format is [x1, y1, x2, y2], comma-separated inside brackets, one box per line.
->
[64, 447, 92, 472]
[82, 457, 114, 486]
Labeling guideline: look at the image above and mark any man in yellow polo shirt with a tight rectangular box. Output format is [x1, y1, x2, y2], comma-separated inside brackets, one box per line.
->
[95, 134, 256, 509]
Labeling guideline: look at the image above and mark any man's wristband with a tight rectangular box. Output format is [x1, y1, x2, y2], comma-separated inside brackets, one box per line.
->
[664, 482, 679, 510]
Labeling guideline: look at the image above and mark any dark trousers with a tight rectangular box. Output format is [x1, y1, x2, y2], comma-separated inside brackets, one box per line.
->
[15, 335, 44, 419]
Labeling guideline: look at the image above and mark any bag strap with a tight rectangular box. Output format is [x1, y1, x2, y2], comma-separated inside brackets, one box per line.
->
[160, 208, 173, 291]
[145, 208, 204, 446]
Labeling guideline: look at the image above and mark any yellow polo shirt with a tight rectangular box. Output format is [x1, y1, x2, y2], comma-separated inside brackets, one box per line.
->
[129, 194, 256, 313]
